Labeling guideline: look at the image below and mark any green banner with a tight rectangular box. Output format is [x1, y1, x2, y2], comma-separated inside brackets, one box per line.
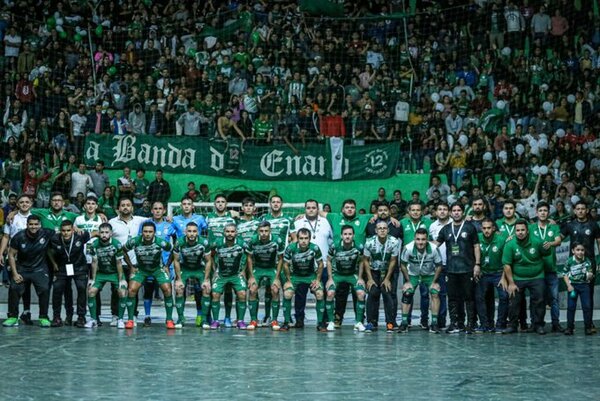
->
[84, 135, 399, 181]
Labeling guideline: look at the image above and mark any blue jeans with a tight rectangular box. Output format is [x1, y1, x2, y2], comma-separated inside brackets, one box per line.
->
[567, 283, 592, 329]
[476, 272, 509, 328]
[544, 272, 560, 325]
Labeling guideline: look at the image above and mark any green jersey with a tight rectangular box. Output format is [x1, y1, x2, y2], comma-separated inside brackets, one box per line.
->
[173, 236, 210, 271]
[496, 218, 517, 237]
[326, 212, 370, 245]
[328, 241, 364, 275]
[400, 217, 432, 244]
[245, 234, 284, 269]
[364, 235, 401, 272]
[283, 242, 322, 277]
[478, 232, 507, 274]
[33, 208, 80, 232]
[213, 237, 246, 277]
[207, 211, 236, 243]
[123, 236, 173, 272]
[263, 213, 294, 244]
[88, 238, 123, 274]
[501, 235, 550, 281]
[133, 178, 149, 202]
[529, 222, 561, 272]
[562, 256, 593, 284]
[253, 119, 273, 139]
[237, 218, 260, 244]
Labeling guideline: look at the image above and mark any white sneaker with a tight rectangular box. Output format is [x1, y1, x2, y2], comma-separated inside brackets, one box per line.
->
[354, 322, 366, 332]
[326, 321, 335, 332]
[202, 322, 210, 329]
[110, 315, 118, 327]
[84, 319, 97, 328]
[117, 319, 125, 329]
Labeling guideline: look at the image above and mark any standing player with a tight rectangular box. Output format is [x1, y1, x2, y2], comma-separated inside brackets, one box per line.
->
[85, 223, 128, 328]
[325, 225, 366, 332]
[172, 222, 213, 328]
[245, 221, 285, 330]
[282, 228, 325, 331]
[236, 197, 260, 244]
[205, 223, 249, 330]
[428, 202, 451, 328]
[122, 221, 175, 329]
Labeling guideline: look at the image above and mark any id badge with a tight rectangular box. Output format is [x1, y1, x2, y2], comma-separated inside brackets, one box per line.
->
[66, 264, 74, 276]
[451, 245, 460, 255]
[484, 256, 490, 265]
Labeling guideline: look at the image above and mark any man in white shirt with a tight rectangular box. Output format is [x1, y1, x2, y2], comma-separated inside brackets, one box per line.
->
[70, 163, 93, 204]
[428, 202, 451, 328]
[70, 105, 87, 156]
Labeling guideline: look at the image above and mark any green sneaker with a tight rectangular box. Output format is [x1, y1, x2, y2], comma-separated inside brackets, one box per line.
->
[195, 315, 203, 327]
[39, 318, 51, 328]
[3, 317, 19, 327]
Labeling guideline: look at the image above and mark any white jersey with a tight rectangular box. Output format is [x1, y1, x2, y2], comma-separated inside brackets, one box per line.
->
[74, 214, 103, 264]
[429, 219, 451, 266]
[108, 215, 147, 264]
[4, 211, 30, 239]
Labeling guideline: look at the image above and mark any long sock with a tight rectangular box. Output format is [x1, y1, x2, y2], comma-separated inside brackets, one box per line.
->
[236, 300, 247, 322]
[325, 300, 334, 323]
[224, 290, 233, 319]
[164, 296, 174, 321]
[211, 299, 220, 322]
[356, 300, 365, 323]
[175, 296, 185, 320]
[264, 290, 272, 319]
[144, 299, 152, 317]
[118, 298, 126, 319]
[402, 313, 409, 324]
[432, 314, 438, 324]
[202, 296, 211, 318]
[272, 299, 280, 321]
[283, 298, 292, 323]
[126, 296, 135, 320]
[316, 299, 325, 324]
[88, 296, 97, 320]
[249, 299, 259, 321]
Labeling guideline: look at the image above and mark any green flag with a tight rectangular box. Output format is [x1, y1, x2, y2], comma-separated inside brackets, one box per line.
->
[299, 0, 344, 17]
[594, 0, 599, 18]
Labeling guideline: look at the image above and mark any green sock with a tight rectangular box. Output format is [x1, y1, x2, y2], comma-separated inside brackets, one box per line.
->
[202, 296, 211, 317]
[432, 314, 438, 324]
[356, 300, 365, 323]
[402, 313, 409, 324]
[283, 298, 292, 323]
[325, 300, 334, 323]
[175, 296, 185, 320]
[236, 300, 247, 322]
[211, 299, 220, 322]
[88, 297, 97, 320]
[316, 299, 325, 324]
[126, 296, 136, 320]
[272, 299, 280, 321]
[118, 298, 126, 319]
[164, 296, 174, 320]
[249, 299, 259, 321]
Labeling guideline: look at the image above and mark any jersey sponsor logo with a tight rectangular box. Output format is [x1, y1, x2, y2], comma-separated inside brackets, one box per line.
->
[585, 229, 591, 235]
[529, 248, 536, 254]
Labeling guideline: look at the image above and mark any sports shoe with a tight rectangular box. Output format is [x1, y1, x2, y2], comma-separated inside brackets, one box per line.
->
[261, 316, 271, 327]
[386, 323, 395, 333]
[195, 315, 203, 327]
[446, 324, 461, 334]
[419, 322, 429, 330]
[75, 316, 86, 328]
[317, 323, 327, 332]
[279, 322, 290, 331]
[326, 321, 335, 332]
[354, 322, 366, 332]
[224, 317, 233, 328]
[39, 318, 51, 328]
[429, 323, 440, 334]
[398, 322, 408, 333]
[144, 317, 152, 327]
[3, 317, 18, 327]
[591, 324, 597, 334]
[364, 323, 374, 333]
[166, 320, 175, 329]
[237, 321, 248, 330]
[210, 320, 220, 330]
[463, 326, 474, 334]
[334, 318, 342, 328]
[247, 320, 258, 330]
[125, 320, 135, 329]
[294, 319, 305, 329]
[552, 323, 565, 333]
[585, 328, 594, 336]
[502, 326, 517, 334]
[270, 320, 280, 331]
[110, 316, 119, 327]
[474, 326, 486, 334]
[564, 328, 574, 336]
[64, 316, 73, 326]
[117, 319, 125, 329]
[20, 312, 32, 325]
[202, 321, 211, 329]
[536, 326, 546, 335]
[175, 319, 184, 329]
[51, 317, 63, 327]
[85, 319, 97, 328]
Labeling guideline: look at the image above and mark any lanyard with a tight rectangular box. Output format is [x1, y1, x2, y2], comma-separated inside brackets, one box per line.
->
[451, 220, 466, 243]
[481, 241, 492, 257]
[306, 218, 319, 239]
[410, 220, 421, 233]
[62, 235, 75, 262]
[416, 249, 427, 271]
[537, 223, 547, 240]
[504, 223, 515, 237]
[377, 237, 389, 263]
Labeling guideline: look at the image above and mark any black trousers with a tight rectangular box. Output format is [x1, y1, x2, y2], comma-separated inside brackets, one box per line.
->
[53, 274, 88, 319]
[294, 282, 310, 322]
[508, 279, 546, 329]
[447, 272, 476, 327]
[8, 268, 50, 318]
[49, 269, 74, 317]
[334, 282, 357, 321]
[366, 270, 395, 326]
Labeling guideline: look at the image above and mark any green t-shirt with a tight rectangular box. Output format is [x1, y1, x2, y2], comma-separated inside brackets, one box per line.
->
[328, 241, 364, 275]
[236, 218, 260, 244]
[253, 119, 273, 139]
[562, 256, 593, 284]
[173, 236, 210, 272]
[213, 237, 246, 277]
[262, 213, 294, 244]
[123, 236, 173, 272]
[133, 178, 149, 203]
[326, 212, 370, 245]
[4, 160, 22, 181]
[88, 238, 123, 274]
[283, 242, 322, 277]
[400, 217, 432, 244]
[501, 235, 550, 281]
[478, 232, 507, 274]
[245, 234, 284, 269]
[529, 222, 560, 272]
[495, 218, 517, 237]
[207, 212, 236, 243]
[33, 208, 79, 232]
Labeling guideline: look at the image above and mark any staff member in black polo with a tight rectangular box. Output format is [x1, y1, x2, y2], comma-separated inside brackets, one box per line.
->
[48, 220, 93, 328]
[3, 215, 55, 327]
[435, 202, 481, 334]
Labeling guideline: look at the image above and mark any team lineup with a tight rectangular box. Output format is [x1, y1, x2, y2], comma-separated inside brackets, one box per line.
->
[1, 191, 597, 336]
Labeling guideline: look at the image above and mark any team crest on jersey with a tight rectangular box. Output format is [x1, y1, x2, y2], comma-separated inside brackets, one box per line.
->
[233, 251, 239, 257]
[355, 221, 360, 226]
[529, 248, 536, 254]
[39, 238, 45, 244]
[492, 246, 498, 252]
[76, 241, 81, 247]
[585, 229, 591, 235]
[21, 244, 25, 248]
[548, 231, 553, 236]
[461, 232, 467, 238]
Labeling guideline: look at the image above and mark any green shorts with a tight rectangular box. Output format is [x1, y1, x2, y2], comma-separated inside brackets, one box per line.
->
[212, 274, 247, 294]
[253, 268, 277, 287]
[287, 274, 322, 292]
[131, 268, 171, 285]
[181, 270, 205, 286]
[406, 275, 438, 294]
[93, 272, 125, 290]
[327, 273, 364, 292]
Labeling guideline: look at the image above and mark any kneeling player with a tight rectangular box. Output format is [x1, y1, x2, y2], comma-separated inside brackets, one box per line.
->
[399, 228, 443, 333]
[122, 222, 175, 329]
[325, 225, 366, 332]
[86, 223, 128, 328]
[173, 222, 213, 329]
[282, 228, 325, 332]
